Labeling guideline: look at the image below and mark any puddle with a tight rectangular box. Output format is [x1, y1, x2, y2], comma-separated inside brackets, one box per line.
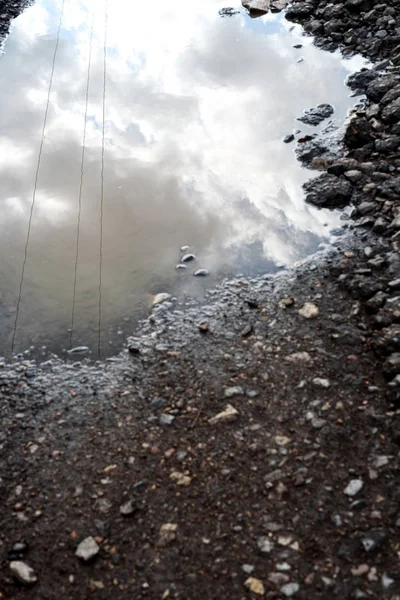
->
[0, 0, 366, 357]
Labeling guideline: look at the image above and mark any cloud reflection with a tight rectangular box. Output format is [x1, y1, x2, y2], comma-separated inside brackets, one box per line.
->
[0, 0, 364, 354]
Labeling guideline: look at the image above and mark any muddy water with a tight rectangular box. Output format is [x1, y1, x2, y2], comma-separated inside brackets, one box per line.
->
[0, 0, 365, 357]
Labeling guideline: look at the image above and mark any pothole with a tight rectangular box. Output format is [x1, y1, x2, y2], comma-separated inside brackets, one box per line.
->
[0, 0, 366, 357]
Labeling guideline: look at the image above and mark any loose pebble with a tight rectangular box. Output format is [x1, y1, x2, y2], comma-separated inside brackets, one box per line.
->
[76, 537, 100, 562]
[152, 293, 171, 306]
[344, 479, 364, 497]
[9, 561, 37, 586]
[299, 303, 319, 319]
[257, 536, 274, 553]
[245, 577, 265, 595]
[158, 523, 178, 547]
[281, 582, 300, 597]
[209, 405, 239, 424]
[181, 253, 196, 263]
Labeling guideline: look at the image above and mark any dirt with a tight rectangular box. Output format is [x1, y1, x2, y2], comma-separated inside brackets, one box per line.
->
[0, 1, 400, 599]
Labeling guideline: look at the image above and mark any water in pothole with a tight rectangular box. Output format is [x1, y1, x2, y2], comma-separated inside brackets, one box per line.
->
[0, 0, 366, 358]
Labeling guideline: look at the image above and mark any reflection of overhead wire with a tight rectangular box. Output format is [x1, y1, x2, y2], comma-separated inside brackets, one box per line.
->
[98, 0, 108, 357]
[70, 11, 95, 349]
[12, 0, 66, 352]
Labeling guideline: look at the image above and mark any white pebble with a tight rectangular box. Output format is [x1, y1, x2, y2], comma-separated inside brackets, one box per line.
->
[344, 479, 363, 497]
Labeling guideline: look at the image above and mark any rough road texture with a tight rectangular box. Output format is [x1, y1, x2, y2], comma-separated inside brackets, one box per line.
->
[1, 1, 400, 600]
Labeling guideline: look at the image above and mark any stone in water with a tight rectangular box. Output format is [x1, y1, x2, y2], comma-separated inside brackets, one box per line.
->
[181, 253, 196, 263]
[152, 293, 171, 306]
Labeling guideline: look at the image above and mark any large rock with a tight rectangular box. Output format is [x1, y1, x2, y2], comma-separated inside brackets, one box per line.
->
[242, 0, 270, 16]
[270, 0, 289, 11]
[381, 97, 400, 124]
[366, 75, 400, 103]
[285, 2, 314, 21]
[376, 177, 400, 200]
[295, 137, 330, 164]
[345, 0, 374, 12]
[380, 84, 400, 107]
[303, 174, 353, 209]
[344, 118, 373, 149]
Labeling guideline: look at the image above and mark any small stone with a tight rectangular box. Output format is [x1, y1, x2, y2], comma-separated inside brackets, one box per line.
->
[152, 293, 171, 306]
[283, 296, 295, 307]
[373, 456, 390, 469]
[128, 343, 140, 354]
[67, 346, 89, 354]
[284, 134, 295, 144]
[245, 577, 265, 595]
[12, 541, 29, 554]
[181, 253, 196, 263]
[285, 352, 312, 363]
[275, 435, 291, 446]
[158, 523, 177, 547]
[278, 535, 293, 547]
[9, 561, 37, 586]
[264, 470, 284, 484]
[344, 170, 363, 183]
[369, 468, 378, 480]
[95, 498, 112, 513]
[193, 269, 209, 277]
[241, 324, 253, 337]
[224, 386, 244, 398]
[76, 537, 100, 562]
[351, 564, 369, 576]
[89, 580, 104, 590]
[299, 303, 319, 319]
[311, 418, 327, 430]
[175, 264, 187, 270]
[281, 582, 300, 597]
[151, 396, 167, 410]
[344, 479, 363, 497]
[388, 278, 400, 291]
[269, 572, 290, 585]
[361, 529, 387, 552]
[180, 245, 190, 252]
[257, 536, 274, 553]
[119, 500, 137, 516]
[242, 564, 255, 574]
[209, 404, 239, 424]
[312, 378, 330, 388]
[368, 567, 378, 582]
[382, 574, 394, 589]
[170, 471, 192, 486]
[277, 562, 292, 571]
[159, 414, 175, 426]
